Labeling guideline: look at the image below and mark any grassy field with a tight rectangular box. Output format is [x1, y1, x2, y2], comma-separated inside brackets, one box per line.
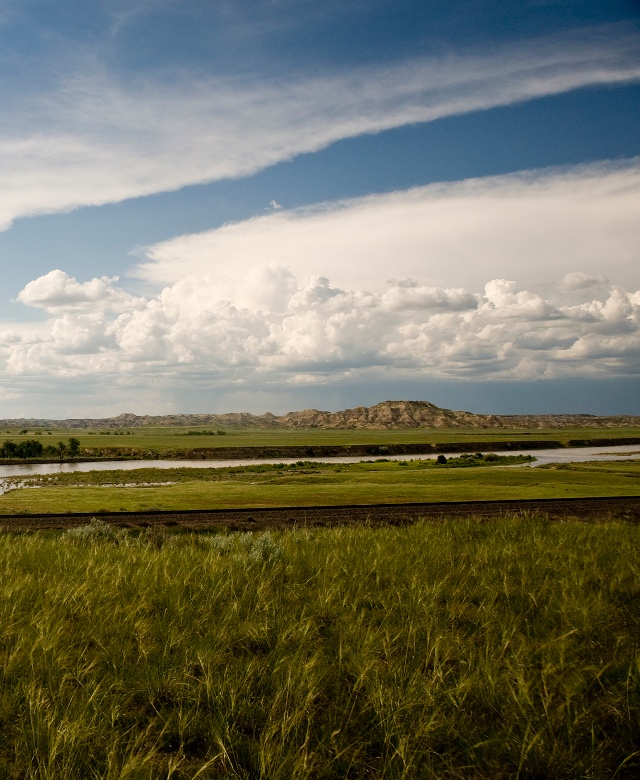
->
[2, 425, 640, 456]
[1, 458, 639, 515]
[0, 516, 638, 778]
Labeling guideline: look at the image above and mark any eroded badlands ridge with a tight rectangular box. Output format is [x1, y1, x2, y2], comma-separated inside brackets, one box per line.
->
[1, 400, 639, 430]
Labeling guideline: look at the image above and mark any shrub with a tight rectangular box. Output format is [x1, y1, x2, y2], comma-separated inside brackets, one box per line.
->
[247, 532, 284, 564]
[206, 534, 235, 555]
[64, 517, 121, 543]
[207, 531, 284, 563]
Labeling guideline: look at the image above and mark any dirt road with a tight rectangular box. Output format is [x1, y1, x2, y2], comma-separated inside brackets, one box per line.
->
[1, 496, 639, 532]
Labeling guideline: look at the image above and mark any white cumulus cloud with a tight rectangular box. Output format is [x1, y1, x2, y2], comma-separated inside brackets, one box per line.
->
[16, 269, 145, 313]
[558, 271, 610, 292]
[3, 270, 639, 384]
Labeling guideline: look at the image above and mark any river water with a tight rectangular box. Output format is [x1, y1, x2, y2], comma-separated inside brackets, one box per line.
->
[0, 444, 638, 484]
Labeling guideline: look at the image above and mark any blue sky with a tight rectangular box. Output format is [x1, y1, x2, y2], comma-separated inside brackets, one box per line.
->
[0, 0, 639, 418]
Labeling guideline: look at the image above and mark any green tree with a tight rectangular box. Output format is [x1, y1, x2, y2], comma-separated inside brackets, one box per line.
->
[15, 440, 44, 459]
[68, 437, 81, 458]
[0, 441, 17, 459]
[57, 441, 67, 461]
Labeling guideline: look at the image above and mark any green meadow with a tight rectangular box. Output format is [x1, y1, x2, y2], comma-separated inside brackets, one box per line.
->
[1, 425, 639, 457]
[0, 516, 639, 779]
[1, 457, 639, 515]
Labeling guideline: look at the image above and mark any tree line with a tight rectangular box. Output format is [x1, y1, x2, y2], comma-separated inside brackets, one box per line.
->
[0, 438, 81, 460]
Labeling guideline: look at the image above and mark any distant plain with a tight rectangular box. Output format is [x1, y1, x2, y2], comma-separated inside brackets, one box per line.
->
[3, 425, 640, 448]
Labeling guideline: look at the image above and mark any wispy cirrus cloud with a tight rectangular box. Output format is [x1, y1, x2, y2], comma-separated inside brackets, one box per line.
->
[0, 24, 638, 230]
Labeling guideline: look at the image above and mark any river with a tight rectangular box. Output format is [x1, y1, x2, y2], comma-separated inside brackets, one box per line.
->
[0, 443, 638, 483]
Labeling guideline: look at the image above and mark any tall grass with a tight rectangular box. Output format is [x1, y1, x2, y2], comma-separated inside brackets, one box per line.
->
[0, 516, 639, 778]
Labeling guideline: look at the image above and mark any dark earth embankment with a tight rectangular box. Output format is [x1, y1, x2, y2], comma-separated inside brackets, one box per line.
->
[2, 496, 639, 531]
[57, 436, 640, 462]
[145, 440, 566, 460]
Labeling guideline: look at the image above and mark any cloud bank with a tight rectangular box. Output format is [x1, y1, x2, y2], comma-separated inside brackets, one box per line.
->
[0, 25, 639, 229]
[3, 269, 639, 391]
[3, 156, 638, 396]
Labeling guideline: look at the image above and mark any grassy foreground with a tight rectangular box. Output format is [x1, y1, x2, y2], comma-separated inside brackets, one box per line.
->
[1, 517, 639, 778]
[1, 458, 639, 514]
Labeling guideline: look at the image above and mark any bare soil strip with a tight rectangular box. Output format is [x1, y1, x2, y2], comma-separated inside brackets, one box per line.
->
[1, 496, 639, 531]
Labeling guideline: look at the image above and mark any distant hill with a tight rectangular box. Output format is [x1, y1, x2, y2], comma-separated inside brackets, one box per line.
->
[1, 400, 639, 430]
